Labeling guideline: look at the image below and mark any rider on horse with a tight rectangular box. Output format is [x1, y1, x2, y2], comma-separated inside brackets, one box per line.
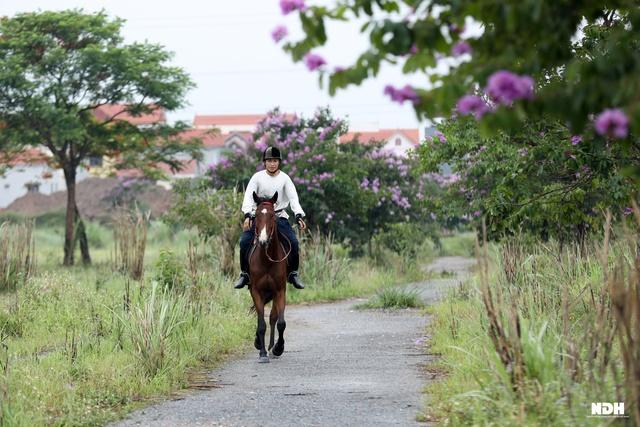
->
[234, 145, 307, 290]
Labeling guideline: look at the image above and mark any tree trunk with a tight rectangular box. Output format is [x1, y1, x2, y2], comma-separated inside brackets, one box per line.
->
[74, 204, 91, 265]
[63, 167, 76, 266]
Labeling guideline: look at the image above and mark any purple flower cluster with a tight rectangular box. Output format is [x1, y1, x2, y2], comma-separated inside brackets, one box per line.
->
[435, 131, 447, 143]
[594, 108, 629, 139]
[390, 186, 411, 210]
[451, 41, 472, 57]
[426, 172, 460, 187]
[271, 25, 288, 43]
[325, 211, 335, 223]
[360, 177, 381, 193]
[486, 70, 534, 105]
[304, 53, 327, 71]
[383, 85, 420, 105]
[456, 95, 490, 119]
[280, 0, 305, 15]
[570, 135, 582, 145]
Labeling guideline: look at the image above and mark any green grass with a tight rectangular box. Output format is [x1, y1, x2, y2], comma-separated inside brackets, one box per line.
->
[0, 220, 429, 425]
[421, 239, 636, 426]
[355, 287, 425, 309]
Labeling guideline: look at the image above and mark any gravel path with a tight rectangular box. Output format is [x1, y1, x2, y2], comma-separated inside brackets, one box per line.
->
[113, 256, 474, 427]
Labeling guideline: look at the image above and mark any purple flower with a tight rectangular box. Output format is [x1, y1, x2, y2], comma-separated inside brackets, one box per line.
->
[486, 70, 535, 105]
[570, 135, 582, 145]
[271, 25, 288, 43]
[594, 108, 629, 139]
[473, 210, 482, 217]
[280, 0, 305, 15]
[334, 66, 345, 73]
[623, 207, 633, 216]
[409, 44, 418, 54]
[384, 84, 420, 105]
[456, 95, 490, 119]
[435, 131, 447, 143]
[304, 52, 327, 71]
[451, 41, 472, 57]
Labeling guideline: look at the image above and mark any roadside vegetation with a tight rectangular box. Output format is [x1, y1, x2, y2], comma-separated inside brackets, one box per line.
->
[422, 222, 639, 425]
[0, 212, 429, 425]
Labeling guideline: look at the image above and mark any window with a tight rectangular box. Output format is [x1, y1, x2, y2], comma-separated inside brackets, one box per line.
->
[89, 156, 103, 167]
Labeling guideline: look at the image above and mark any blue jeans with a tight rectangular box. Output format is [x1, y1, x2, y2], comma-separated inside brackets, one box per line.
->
[239, 217, 299, 273]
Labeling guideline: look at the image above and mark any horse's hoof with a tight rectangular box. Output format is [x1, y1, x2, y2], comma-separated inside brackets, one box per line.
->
[258, 356, 270, 363]
[272, 340, 285, 357]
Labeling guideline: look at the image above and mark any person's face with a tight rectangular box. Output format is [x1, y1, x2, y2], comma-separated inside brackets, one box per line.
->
[265, 158, 280, 173]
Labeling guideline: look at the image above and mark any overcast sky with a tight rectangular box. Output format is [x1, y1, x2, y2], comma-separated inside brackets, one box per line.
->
[1, 0, 431, 132]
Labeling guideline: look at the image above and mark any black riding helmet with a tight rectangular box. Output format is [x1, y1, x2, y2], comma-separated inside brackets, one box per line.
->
[263, 146, 282, 162]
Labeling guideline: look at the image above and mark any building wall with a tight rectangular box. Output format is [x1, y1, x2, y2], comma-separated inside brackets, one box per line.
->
[381, 133, 418, 157]
[0, 165, 90, 208]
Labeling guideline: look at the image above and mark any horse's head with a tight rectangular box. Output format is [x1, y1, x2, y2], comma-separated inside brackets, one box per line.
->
[253, 191, 278, 248]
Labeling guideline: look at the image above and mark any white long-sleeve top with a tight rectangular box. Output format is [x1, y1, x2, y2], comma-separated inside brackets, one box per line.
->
[241, 170, 305, 219]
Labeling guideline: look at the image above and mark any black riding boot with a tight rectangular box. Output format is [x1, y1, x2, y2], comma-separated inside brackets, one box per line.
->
[234, 272, 250, 289]
[234, 242, 251, 289]
[287, 271, 305, 289]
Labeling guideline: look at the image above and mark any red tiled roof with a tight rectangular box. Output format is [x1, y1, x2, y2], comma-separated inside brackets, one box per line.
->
[93, 104, 166, 125]
[157, 159, 198, 176]
[179, 129, 252, 148]
[1, 148, 50, 166]
[340, 129, 420, 145]
[193, 113, 297, 128]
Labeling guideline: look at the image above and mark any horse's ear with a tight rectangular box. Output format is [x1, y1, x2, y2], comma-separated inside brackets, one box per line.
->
[270, 191, 278, 204]
[253, 191, 260, 204]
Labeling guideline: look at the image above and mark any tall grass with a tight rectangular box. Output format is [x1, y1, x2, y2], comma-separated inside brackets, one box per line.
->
[423, 219, 640, 425]
[113, 209, 149, 280]
[0, 220, 36, 291]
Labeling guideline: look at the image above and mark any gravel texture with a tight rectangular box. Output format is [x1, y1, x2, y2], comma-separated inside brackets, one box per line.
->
[113, 256, 474, 427]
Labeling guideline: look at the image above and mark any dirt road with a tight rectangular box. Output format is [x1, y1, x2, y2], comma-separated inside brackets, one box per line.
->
[114, 256, 474, 427]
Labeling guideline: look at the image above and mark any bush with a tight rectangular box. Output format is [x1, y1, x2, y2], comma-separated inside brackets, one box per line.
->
[154, 249, 187, 292]
[357, 287, 425, 309]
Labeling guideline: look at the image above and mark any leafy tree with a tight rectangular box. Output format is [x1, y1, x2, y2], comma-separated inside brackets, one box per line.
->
[418, 117, 633, 245]
[209, 107, 440, 253]
[276, 0, 640, 239]
[0, 10, 200, 265]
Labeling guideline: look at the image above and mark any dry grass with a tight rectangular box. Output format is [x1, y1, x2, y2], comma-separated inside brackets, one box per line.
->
[0, 220, 36, 291]
[113, 209, 150, 280]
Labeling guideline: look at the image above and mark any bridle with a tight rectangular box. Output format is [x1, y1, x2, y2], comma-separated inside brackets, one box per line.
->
[253, 201, 292, 263]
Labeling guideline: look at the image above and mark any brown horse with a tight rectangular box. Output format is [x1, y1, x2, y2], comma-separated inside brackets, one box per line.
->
[248, 191, 288, 363]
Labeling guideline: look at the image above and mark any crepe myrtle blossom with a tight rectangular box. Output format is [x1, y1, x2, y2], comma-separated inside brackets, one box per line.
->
[571, 135, 582, 145]
[486, 70, 535, 105]
[271, 25, 288, 43]
[594, 108, 629, 139]
[624, 207, 634, 216]
[304, 53, 327, 71]
[384, 84, 420, 105]
[451, 41, 472, 57]
[280, 0, 305, 15]
[456, 95, 490, 119]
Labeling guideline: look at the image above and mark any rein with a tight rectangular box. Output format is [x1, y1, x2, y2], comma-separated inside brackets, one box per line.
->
[253, 203, 292, 264]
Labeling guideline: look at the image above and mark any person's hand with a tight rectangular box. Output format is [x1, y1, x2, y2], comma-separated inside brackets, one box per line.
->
[243, 217, 252, 231]
[296, 215, 307, 230]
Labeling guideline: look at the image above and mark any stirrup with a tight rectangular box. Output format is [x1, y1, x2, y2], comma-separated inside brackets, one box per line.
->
[234, 272, 250, 289]
[288, 271, 305, 289]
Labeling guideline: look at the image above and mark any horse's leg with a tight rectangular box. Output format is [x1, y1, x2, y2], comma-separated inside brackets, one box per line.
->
[253, 294, 269, 363]
[272, 290, 286, 357]
[268, 303, 277, 352]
